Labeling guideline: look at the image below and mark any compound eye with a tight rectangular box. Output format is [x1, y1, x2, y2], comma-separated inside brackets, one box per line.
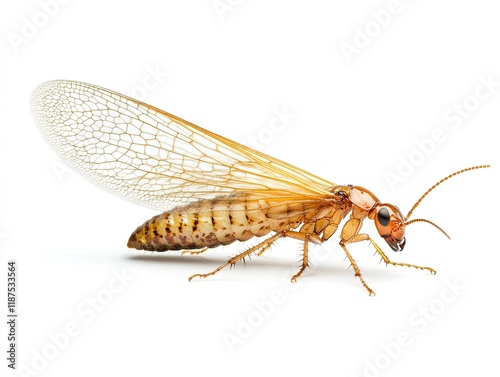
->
[377, 207, 391, 227]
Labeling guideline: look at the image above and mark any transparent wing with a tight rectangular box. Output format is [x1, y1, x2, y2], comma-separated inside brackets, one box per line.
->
[30, 80, 336, 212]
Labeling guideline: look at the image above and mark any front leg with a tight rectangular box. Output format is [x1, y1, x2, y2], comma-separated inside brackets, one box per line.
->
[352, 233, 436, 274]
[339, 216, 436, 295]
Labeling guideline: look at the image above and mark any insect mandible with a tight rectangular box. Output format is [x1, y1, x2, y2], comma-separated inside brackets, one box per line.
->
[30, 80, 490, 295]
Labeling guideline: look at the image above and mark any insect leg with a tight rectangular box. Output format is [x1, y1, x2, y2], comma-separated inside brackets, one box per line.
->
[255, 235, 282, 256]
[188, 232, 284, 281]
[353, 234, 436, 274]
[182, 247, 209, 256]
[282, 231, 322, 282]
[339, 242, 376, 296]
[254, 225, 311, 257]
[291, 234, 310, 282]
[339, 217, 376, 295]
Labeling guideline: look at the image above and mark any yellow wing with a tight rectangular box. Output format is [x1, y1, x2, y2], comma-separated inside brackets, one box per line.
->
[30, 80, 336, 212]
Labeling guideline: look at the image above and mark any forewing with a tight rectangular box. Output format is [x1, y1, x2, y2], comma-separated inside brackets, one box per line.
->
[30, 80, 335, 212]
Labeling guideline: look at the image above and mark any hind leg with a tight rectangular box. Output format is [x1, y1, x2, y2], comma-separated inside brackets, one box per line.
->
[188, 232, 284, 281]
[182, 247, 209, 256]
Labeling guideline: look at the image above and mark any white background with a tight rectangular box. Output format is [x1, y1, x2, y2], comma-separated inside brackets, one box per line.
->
[1, 1, 499, 376]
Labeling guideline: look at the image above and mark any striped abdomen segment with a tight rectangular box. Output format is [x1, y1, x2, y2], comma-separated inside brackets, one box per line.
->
[127, 196, 304, 251]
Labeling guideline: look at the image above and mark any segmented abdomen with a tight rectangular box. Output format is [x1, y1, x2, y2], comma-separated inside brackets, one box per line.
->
[127, 194, 304, 251]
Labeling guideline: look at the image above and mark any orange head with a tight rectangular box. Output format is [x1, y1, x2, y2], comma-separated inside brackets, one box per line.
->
[373, 204, 406, 251]
[377, 165, 490, 251]
[347, 186, 408, 251]
[352, 165, 489, 252]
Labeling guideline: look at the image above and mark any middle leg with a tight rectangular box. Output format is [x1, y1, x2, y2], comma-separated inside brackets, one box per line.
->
[283, 231, 322, 283]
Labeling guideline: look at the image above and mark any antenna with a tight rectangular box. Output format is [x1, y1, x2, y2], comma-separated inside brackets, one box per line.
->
[405, 164, 490, 220]
[403, 165, 490, 238]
